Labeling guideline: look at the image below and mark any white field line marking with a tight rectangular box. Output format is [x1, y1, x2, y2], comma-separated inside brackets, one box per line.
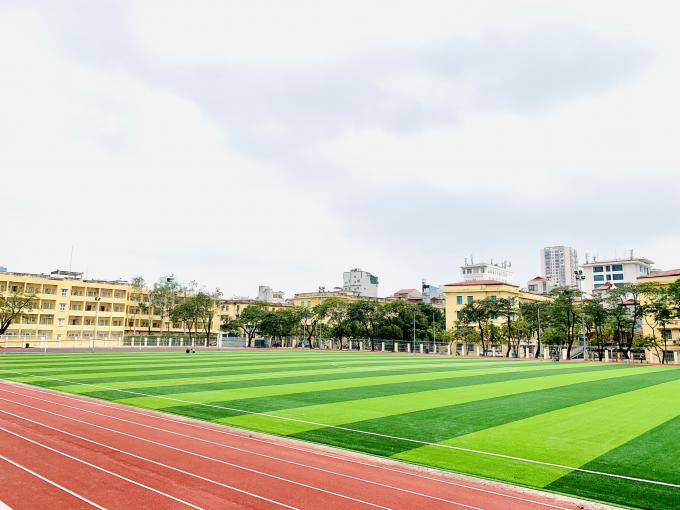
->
[0, 408, 379, 510]
[0, 427, 203, 509]
[3, 383, 577, 510]
[3, 370, 679, 491]
[0, 501, 10, 510]
[0, 454, 107, 510]
[0, 393, 484, 510]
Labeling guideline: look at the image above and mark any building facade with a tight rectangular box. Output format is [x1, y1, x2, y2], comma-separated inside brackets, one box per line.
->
[638, 269, 680, 364]
[581, 256, 653, 295]
[443, 280, 551, 331]
[461, 260, 513, 284]
[540, 246, 578, 288]
[257, 285, 285, 304]
[0, 271, 129, 342]
[526, 276, 556, 295]
[342, 268, 379, 297]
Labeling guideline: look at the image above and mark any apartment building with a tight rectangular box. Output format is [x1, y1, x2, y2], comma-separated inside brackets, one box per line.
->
[461, 259, 513, 284]
[342, 268, 379, 297]
[0, 270, 129, 342]
[541, 246, 578, 288]
[581, 256, 654, 295]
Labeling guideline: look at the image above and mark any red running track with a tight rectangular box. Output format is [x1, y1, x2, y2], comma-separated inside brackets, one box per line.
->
[0, 381, 604, 510]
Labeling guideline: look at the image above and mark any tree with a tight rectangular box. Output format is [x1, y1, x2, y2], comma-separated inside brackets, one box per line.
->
[325, 298, 350, 349]
[260, 308, 300, 347]
[582, 297, 611, 361]
[520, 302, 547, 358]
[237, 303, 268, 347]
[458, 299, 496, 356]
[171, 299, 199, 341]
[348, 300, 384, 351]
[130, 276, 152, 335]
[299, 302, 330, 348]
[547, 287, 581, 358]
[0, 290, 37, 336]
[451, 324, 480, 354]
[606, 283, 644, 359]
[641, 284, 673, 364]
[496, 297, 517, 357]
[150, 280, 180, 334]
[194, 289, 222, 342]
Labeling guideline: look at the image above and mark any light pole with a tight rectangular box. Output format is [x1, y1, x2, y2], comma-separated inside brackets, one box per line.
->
[574, 270, 587, 360]
[413, 308, 416, 354]
[93, 295, 101, 351]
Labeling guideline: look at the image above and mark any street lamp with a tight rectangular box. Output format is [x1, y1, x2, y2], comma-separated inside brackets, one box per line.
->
[574, 270, 587, 360]
[93, 295, 101, 351]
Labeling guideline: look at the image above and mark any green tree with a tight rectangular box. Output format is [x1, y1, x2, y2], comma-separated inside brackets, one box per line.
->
[606, 283, 644, 359]
[260, 308, 300, 347]
[496, 297, 517, 357]
[640, 284, 673, 363]
[458, 299, 496, 355]
[348, 300, 384, 351]
[582, 297, 611, 361]
[325, 298, 350, 349]
[547, 287, 581, 358]
[519, 301, 547, 358]
[237, 303, 268, 347]
[130, 276, 152, 335]
[0, 289, 37, 336]
[150, 280, 180, 334]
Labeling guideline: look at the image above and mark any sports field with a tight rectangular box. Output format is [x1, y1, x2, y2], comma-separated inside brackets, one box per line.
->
[1, 350, 679, 509]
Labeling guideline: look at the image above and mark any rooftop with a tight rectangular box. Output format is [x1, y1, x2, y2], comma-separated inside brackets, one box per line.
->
[582, 257, 654, 266]
[639, 268, 680, 279]
[445, 280, 519, 287]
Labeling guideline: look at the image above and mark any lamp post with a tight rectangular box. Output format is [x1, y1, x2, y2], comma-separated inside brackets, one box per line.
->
[574, 270, 587, 360]
[93, 295, 101, 351]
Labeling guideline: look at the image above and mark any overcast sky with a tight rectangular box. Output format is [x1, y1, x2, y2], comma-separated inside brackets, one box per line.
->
[2, 1, 679, 297]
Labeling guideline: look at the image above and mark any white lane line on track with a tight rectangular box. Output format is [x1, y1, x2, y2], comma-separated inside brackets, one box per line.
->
[2, 383, 574, 510]
[0, 407, 380, 510]
[0, 454, 108, 510]
[0, 393, 482, 510]
[0, 427, 204, 510]
[3, 370, 679, 491]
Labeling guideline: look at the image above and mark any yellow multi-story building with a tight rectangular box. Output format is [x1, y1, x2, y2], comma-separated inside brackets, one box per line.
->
[293, 289, 386, 308]
[637, 269, 680, 364]
[0, 270, 297, 346]
[443, 279, 551, 331]
[0, 270, 129, 343]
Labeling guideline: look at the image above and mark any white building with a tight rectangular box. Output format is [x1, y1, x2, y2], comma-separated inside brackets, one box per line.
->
[342, 268, 379, 297]
[0, 266, 6, 273]
[258, 285, 285, 303]
[580, 255, 654, 295]
[461, 259, 513, 284]
[526, 276, 556, 294]
[541, 246, 579, 288]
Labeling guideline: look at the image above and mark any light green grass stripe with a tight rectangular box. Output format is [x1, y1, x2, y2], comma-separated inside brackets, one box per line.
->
[113, 363, 614, 405]
[3, 359, 533, 391]
[213, 365, 669, 434]
[396, 376, 680, 488]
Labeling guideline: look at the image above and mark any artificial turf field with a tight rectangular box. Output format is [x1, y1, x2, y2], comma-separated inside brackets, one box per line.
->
[2, 351, 680, 509]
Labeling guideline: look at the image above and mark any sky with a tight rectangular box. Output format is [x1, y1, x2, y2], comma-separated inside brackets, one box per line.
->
[2, 1, 679, 298]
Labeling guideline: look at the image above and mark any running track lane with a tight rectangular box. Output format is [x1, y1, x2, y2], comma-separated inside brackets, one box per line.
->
[0, 381, 604, 510]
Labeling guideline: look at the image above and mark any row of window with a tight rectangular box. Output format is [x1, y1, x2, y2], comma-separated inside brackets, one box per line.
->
[456, 295, 496, 305]
[594, 274, 624, 282]
[593, 264, 624, 272]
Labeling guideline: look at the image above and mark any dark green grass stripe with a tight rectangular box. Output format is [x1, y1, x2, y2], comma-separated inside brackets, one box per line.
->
[547, 415, 680, 509]
[286, 368, 680, 458]
[75, 361, 558, 396]
[23, 360, 540, 388]
[154, 364, 627, 422]
[12, 356, 504, 377]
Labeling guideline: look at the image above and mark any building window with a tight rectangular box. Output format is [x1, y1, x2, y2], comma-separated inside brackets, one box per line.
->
[490, 295, 497, 301]
[467, 296, 474, 304]
[612, 274, 624, 281]
[593, 266, 604, 273]
[60, 289, 68, 296]
[57, 318, 65, 327]
[611, 264, 623, 271]
[456, 295, 463, 305]
[594, 275, 604, 282]
[456, 311, 462, 320]
[59, 303, 66, 311]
